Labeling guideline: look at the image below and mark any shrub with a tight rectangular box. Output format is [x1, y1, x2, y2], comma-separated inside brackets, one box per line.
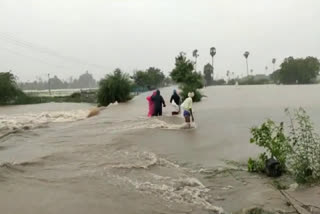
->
[179, 84, 202, 102]
[212, 79, 226, 85]
[286, 108, 320, 183]
[98, 69, 132, 106]
[248, 153, 268, 173]
[248, 108, 320, 183]
[170, 52, 203, 102]
[0, 72, 23, 104]
[250, 120, 291, 171]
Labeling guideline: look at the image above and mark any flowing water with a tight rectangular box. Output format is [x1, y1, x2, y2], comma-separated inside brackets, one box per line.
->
[1, 85, 320, 214]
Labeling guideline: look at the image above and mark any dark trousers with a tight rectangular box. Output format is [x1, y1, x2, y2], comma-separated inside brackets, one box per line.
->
[153, 108, 162, 116]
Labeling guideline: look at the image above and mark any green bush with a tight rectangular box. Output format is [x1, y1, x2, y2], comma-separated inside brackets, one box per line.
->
[98, 69, 132, 106]
[250, 120, 291, 170]
[179, 84, 202, 102]
[248, 153, 268, 173]
[248, 108, 320, 184]
[286, 108, 320, 183]
[238, 76, 270, 85]
[212, 79, 226, 85]
[0, 72, 23, 104]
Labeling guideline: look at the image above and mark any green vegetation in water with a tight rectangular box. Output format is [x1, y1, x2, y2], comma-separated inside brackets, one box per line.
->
[248, 154, 268, 173]
[248, 108, 320, 184]
[170, 52, 203, 102]
[249, 120, 291, 172]
[97, 69, 132, 106]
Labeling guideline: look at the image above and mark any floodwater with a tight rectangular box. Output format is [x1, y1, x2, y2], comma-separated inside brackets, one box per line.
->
[1, 85, 320, 214]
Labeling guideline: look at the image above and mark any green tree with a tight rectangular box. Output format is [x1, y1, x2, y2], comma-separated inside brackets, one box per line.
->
[244, 51, 250, 76]
[270, 69, 281, 84]
[0, 72, 24, 104]
[170, 52, 203, 102]
[279, 57, 320, 84]
[98, 69, 132, 106]
[132, 67, 165, 90]
[210, 47, 216, 79]
[49, 75, 65, 89]
[163, 76, 173, 86]
[203, 63, 213, 86]
[132, 70, 149, 89]
[146, 67, 165, 88]
[77, 71, 97, 88]
[272, 58, 276, 72]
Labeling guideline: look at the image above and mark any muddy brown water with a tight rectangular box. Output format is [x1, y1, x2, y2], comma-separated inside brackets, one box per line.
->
[1, 85, 320, 214]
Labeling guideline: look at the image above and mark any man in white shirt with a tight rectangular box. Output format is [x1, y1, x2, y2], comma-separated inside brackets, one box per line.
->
[181, 92, 195, 128]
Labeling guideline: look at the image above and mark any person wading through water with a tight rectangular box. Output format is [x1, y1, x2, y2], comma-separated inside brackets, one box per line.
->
[152, 90, 166, 116]
[146, 91, 156, 117]
[181, 92, 195, 128]
[170, 89, 181, 115]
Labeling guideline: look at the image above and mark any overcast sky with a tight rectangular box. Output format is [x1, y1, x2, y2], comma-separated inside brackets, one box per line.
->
[0, 0, 319, 82]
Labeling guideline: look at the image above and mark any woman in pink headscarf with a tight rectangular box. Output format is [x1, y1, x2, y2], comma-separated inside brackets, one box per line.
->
[146, 91, 157, 117]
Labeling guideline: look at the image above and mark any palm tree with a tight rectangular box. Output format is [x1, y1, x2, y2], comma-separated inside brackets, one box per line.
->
[192, 49, 199, 72]
[210, 47, 216, 79]
[250, 69, 253, 76]
[226, 70, 230, 81]
[243, 51, 250, 76]
[272, 58, 276, 72]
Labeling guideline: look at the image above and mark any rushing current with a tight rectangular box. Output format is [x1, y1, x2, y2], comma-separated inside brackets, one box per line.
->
[1, 85, 320, 214]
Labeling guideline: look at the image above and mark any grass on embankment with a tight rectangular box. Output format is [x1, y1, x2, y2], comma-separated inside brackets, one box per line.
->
[0, 92, 97, 106]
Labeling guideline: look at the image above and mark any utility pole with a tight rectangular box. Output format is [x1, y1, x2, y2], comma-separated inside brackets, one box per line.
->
[48, 73, 51, 95]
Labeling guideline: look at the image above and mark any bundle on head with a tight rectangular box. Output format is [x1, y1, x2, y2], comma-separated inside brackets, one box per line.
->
[188, 92, 194, 98]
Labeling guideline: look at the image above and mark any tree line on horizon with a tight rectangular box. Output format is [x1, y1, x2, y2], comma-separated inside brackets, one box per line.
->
[270, 56, 320, 84]
[1, 53, 320, 106]
[19, 71, 98, 90]
[202, 56, 320, 86]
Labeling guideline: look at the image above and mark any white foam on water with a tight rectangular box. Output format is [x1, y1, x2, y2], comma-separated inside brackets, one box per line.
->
[0, 109, 89, 134]
[105, 151, 180, 170]
[110, 151, 158, 169]
[103, 150, 223, 213]
[101, 117, 192, 133]
[116, 174, 224, 213]
[147, 119, 197, 130]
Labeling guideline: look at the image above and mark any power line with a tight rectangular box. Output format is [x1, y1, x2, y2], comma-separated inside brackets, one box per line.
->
[0, 46, 72, 70]
[0, 32, 110, 71]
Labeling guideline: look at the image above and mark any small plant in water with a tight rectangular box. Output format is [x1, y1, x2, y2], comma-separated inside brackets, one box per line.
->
[248, 153, 267, 173]
[248, 119, 291, 173]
